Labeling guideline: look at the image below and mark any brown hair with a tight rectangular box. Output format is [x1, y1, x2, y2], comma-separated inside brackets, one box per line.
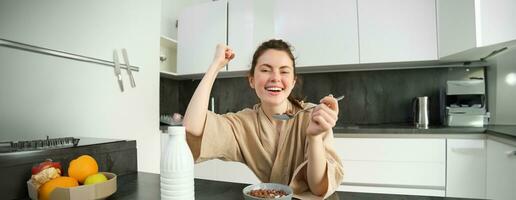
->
[249, 39, 304, 108]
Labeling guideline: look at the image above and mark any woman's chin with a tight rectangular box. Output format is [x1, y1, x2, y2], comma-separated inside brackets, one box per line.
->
[261, 97, 287, 106]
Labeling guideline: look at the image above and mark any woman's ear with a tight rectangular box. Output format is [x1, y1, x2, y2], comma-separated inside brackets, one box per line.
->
[248, 76, 255, 89]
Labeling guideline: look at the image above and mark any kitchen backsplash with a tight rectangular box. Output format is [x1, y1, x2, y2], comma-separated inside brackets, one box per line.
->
[161, 67, 485, 126]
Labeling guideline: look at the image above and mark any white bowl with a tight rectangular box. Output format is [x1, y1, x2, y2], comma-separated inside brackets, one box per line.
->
[242, 183, 293, 200]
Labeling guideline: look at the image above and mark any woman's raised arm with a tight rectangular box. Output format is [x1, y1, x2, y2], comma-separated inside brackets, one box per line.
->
[183, 44, 235, 136]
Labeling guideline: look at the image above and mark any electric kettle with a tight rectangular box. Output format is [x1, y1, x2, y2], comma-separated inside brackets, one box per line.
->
[413, 96, 429, 129]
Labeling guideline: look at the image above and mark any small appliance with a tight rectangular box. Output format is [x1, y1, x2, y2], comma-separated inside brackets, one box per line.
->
[445, 80, 489, 127]
[413, 96, 429, 129]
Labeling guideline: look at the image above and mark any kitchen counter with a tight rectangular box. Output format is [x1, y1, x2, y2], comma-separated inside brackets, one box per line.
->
[333, 124, 486, 134]
[109, 172, 477, 200]
[333, 124, 516, 140]
[486, 125, 516, 138]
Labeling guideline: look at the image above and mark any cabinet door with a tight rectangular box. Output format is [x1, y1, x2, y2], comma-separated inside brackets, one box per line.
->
[274, 0, 359, 67]
[227, 0, 275, 72]
[358, 0, 438, 63]
[177, 0, 227, 75]
[486, 139, 516, 200]
[334, 138, 446, 189]
[476, 0, 516, 47]
[194, 159, 260, 184]
[446, 139, 486, 199]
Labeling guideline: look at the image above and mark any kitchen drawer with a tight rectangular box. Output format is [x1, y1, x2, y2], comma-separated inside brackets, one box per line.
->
[334, 138, 446, 162]
[334, 138, 446, 189]
[342, 160, 445, 187]
[195, 159, 260, 184]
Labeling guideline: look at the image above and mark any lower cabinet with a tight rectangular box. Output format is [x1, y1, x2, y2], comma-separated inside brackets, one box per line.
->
[446, 139, 486, 199]
[334, 138, 446, 196]
[193, 135, 516, 199]
[194, 159, 260, 184]
[486, 139, 516, 200]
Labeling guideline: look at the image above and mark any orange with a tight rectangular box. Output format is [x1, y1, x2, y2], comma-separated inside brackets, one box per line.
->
[68, 155, 99, 184]
[38, 176, 79, 200]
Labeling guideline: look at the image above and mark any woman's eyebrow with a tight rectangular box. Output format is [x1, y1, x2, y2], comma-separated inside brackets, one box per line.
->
[259, 64, 273, 68]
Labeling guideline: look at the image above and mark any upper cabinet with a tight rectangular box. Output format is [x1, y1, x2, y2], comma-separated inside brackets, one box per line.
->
[227, 0, 276, 72]
[174, 0, 516, 76]
[437, 0, 516, 61]
[159, 36, 177, 77]
[358, 0, 438, 63]
[274, 0, 359, 67]
[177, 0, 227, 75]
[178, 0, 359, 75]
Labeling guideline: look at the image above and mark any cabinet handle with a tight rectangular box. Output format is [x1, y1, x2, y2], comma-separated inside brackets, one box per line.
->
[506, 150, 516, 156]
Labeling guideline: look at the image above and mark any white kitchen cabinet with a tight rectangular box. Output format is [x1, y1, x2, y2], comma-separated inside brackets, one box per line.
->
[486, 139, 516, 200]
[227, 0, 276, 72]
[274, 0, 359, 67]
[446, 139, 486, 199]
[474, 0, 516, 47]
[334, 138, 446, 196]
[177, 0, 227, 75]
[195, 159, 260, 184]
[228, 0, 360, 70]
[160, 36, 178, 77]
[437, 0, 516, 61]
[358, 0, 438, 63]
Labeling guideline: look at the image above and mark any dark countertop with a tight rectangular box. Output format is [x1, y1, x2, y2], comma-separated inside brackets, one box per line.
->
[333, 124, 516, 139]
[109, 172, 476, 200]
[486, 125, 516, 138]
[333, 124, 486, 134]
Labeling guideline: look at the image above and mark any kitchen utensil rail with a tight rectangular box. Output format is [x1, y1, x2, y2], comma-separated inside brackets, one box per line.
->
[0, 38, 139, 72]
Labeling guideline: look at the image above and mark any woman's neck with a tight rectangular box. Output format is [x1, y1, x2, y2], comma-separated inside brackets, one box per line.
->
[261, 100, 289, 125]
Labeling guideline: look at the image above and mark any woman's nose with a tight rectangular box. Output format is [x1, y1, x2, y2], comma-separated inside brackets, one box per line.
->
[270, 71, 281, 82]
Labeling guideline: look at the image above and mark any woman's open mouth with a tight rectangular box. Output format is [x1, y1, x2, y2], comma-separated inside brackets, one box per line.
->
[265, 86, 284, 96]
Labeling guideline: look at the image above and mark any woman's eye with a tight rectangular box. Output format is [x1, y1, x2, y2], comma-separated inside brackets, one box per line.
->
[260, 69, 269, 72]
[281, 71, 290, 74]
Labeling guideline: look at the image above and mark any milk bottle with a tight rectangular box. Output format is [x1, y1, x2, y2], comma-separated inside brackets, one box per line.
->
[160, 126, 194, 200]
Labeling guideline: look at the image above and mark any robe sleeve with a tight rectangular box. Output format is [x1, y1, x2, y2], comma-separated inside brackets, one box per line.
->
[186, 110, 247, 163]
[289, 130, 344, 200]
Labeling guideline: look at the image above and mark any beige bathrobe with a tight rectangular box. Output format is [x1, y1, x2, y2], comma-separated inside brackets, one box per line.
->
[187, 101, 344, 199]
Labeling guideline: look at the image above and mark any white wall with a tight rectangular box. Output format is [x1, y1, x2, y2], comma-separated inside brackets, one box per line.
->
[0, 0, 162, 173]
[487, 47, 516, 125]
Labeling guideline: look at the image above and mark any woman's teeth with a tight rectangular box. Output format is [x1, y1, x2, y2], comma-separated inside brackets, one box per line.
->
[266, 87, 283, 92]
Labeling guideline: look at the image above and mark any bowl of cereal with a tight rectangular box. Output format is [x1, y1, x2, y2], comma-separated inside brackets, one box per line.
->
[243, 183, 293, 200]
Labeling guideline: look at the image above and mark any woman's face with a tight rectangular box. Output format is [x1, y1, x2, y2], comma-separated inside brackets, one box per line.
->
[249, 49, 296, 106]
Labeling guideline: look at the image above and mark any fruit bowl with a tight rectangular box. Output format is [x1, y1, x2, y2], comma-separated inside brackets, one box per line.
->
[27, 172, 117, 200]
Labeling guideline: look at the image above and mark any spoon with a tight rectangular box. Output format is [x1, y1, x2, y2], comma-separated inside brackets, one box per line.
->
[272, 95, 345, 120]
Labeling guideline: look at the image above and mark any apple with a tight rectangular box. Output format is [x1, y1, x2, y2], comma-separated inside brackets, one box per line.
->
[84, 173, 108, 185]
[32, 159, 62, 175]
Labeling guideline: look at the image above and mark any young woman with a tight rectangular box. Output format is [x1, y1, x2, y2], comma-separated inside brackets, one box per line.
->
[183, 39, 343, 199]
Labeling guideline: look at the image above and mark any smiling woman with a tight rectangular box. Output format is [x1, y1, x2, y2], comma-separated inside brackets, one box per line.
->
[181, 39, 344, 199]
[248, 39, 300, 109]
